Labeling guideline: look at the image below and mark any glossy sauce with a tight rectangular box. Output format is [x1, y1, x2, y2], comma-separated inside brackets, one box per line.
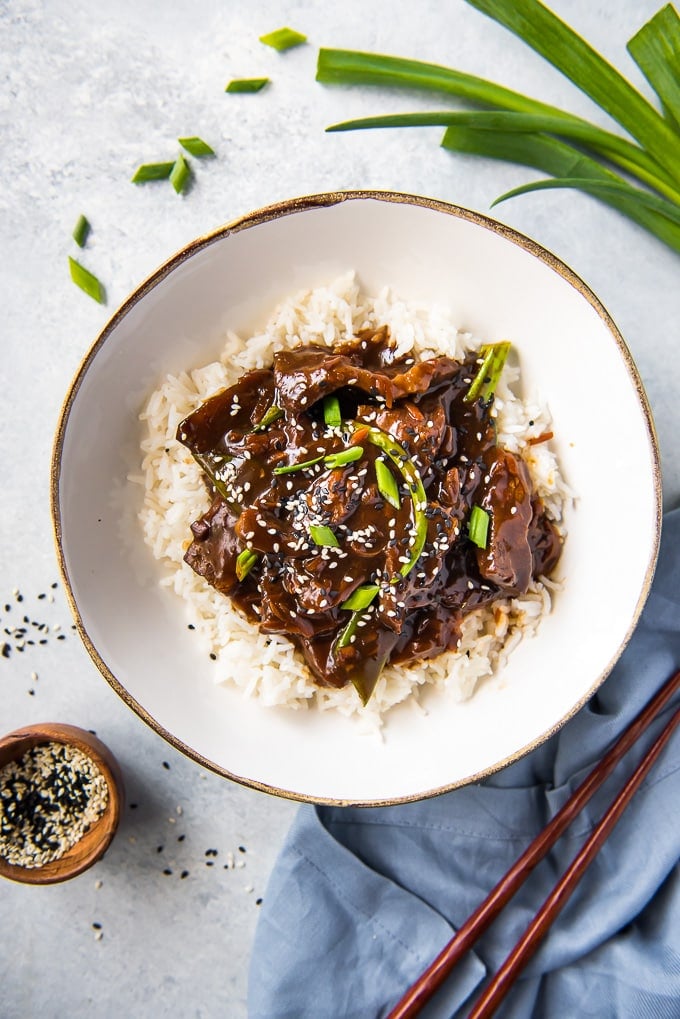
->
[177, 329, 562, 702]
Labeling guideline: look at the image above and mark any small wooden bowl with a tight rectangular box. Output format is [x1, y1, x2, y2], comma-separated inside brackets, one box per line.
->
[0, 723, 124, 885]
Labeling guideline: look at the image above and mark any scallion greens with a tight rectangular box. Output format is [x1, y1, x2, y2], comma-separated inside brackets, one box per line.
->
[259, 27, 307, 52]
[68, 257, 105, 304]
[178, 136, 215, 157]
[225, 78, 269, 93]
[317, 1, 680, 253]
[72, 214, 91, 248]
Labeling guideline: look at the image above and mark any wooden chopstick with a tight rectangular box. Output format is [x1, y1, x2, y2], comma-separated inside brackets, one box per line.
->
[468, 700, 680, 1018]
[387, 668, 680, 1019]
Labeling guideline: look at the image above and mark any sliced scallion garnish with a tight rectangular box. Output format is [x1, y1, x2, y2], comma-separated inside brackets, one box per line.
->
[253, 405, 284, 431]
[225, 78, 270, 93]
[365, 426, 428, 577]
[131, 161, 175, 183]
[259, 27, 307, 51]
[273, 454, 324, 475]
[170, 153, 191, 194]
[323, 394, 342, 427]
[340, 584, 379, 612]
[309, 524, 339, 548]
[464, 342, 511, 404]
[323, 446, 363, 469]
[72, 214, 91, 248]
[468, 505, 490, 549]
[68, 257, 105, 304]
[178, 136, 215, 157]
[235, 548, 258, 581]
[374, 458, 401, 509]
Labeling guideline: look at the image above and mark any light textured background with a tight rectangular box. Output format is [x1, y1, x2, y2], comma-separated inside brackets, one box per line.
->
[1, 1, 678, 1016]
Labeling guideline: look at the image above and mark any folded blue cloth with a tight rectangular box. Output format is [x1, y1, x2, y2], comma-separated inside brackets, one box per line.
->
[248, 509, 680, 1018]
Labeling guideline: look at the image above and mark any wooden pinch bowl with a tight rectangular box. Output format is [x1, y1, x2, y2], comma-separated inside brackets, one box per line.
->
[0, 723, 124, 885]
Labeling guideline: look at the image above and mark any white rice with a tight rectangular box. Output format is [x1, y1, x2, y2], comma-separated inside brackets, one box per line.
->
[133, 272, 568, 728]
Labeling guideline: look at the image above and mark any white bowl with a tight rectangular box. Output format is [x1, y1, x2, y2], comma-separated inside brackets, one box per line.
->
[51, 191, 661, 805]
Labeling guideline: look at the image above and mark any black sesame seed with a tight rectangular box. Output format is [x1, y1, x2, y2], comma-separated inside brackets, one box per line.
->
[177, 834, 185, 842]
[163, 868, 173, 876]
[162, 762, 170, 770]
[180, 870, 189, 879]
[92, 922, 102, 930]
[157, 845, 164, 853]
[255, 898, 263, 906]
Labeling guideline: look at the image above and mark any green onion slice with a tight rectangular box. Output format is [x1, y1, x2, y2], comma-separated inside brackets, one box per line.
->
[309, 524, 339, 547]
[464, 342, 511, 404]
[131, 161, 175, 183]
[253, 405, 284, 431]
[273, 455, 324, 475]
[68, 257, 105, 304]
[178, 136, 215, 157]
[323, 394, 342, 427]
[259, 27, 307, 51]
[324, 446, 363, 469]
[235, 548, 258, 581]
[468, 505, 490, 549]
[374, 458, 401, 509]
[340, 584, 379, 612]
[72, 214, 91, 248]
[225, 78, 270, 93]
[170, 153, 191, 194]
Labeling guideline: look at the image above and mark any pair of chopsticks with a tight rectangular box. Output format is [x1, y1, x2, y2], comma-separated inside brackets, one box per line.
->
[388, 667, 680, 1019]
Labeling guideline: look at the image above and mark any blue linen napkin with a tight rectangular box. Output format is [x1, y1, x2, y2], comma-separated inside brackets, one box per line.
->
[248, 509, 680, 1018]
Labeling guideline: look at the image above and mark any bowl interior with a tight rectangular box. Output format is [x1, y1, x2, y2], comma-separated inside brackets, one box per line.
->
[53, 193, 660, 804]
[0, 724, 123, 883]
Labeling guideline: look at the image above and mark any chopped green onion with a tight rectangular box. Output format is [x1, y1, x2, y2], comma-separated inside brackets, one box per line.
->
[323, 394, 342, 427]
[72, 214, 91, 248]
[309, 524, 339, 547]
[225, 78, 270, 93]
[273, 455, 324, 475]
[468, 505, 490, 549]
[340, 584, 379, 612]
[131, 161, 175, 183]
[68, 257, 105, 304]
[178, 136, 215, 157]
[253, 405, 284, 431]
[170, 153, 191, 194]
[323, 446, 363, 469]
[259, 27, 307, 52]
[464, 342, 511, 404]
[364, 426, 428, 577]
[374, 458, 401, 509]
[235, 548, 258, 581]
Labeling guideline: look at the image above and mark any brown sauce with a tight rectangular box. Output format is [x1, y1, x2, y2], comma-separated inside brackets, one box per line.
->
[177, 328, 562, 703]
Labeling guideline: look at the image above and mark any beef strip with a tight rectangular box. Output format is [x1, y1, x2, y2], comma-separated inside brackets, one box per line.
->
[177, 329, 563, 702]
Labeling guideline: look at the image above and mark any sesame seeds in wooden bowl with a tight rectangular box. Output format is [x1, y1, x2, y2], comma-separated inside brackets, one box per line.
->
[0, 723, 124, 885]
